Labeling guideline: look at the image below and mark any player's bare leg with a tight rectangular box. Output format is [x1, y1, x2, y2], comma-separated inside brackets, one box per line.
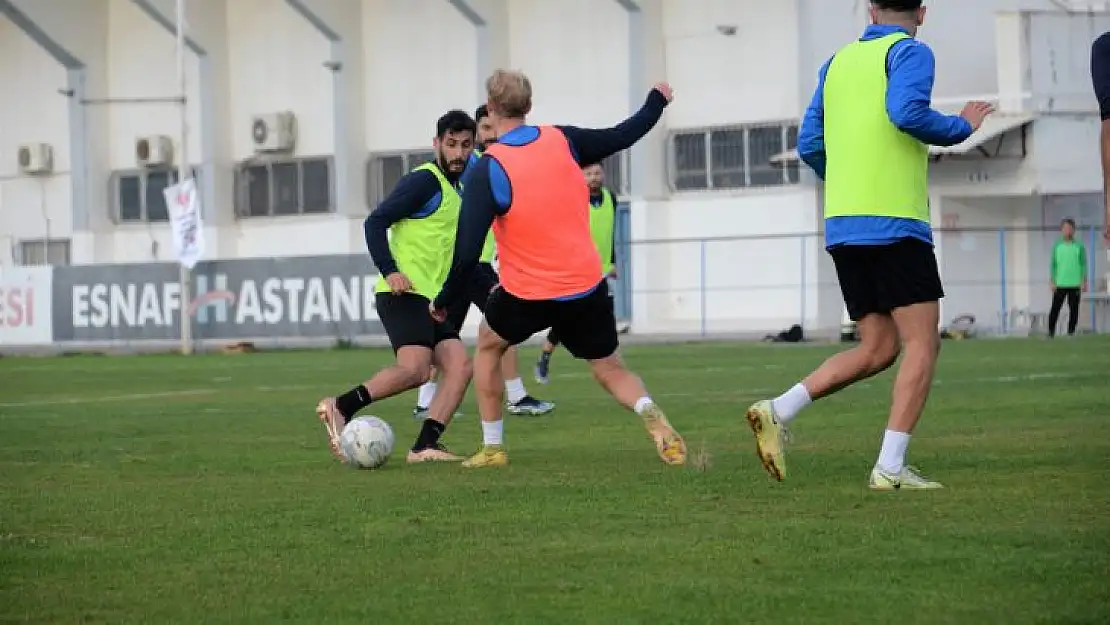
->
[590, 352, 686, 466]
[408, 339, 471, 463]
[870, 301, 943, 490]
[317, 346, 433, 461]
[462, 322, 511, 468]
[746, 314, 900, 481]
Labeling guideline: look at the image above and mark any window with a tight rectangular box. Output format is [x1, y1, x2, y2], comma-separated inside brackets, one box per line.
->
[234, 157, 334, 218]
[668, 122, 800, 191]
[17, 239, 70, 266]
[367, 149, 632, 207]
[111, 168, 199, 223]
[366, 150, 437, 208]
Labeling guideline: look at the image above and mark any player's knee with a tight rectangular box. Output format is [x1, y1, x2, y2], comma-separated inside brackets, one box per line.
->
[863, 335, 900, 374]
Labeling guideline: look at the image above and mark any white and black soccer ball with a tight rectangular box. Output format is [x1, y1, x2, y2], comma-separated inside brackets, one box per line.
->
[338, 416, 394, 469]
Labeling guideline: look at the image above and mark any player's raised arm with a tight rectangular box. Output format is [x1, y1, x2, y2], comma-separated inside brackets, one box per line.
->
[557, 83, 673, 167]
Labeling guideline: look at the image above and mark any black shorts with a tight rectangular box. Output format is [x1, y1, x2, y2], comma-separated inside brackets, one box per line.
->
[829, 238, 944, 322]
[375, 292, 460, 352]
[444, 262, 499, 332]
[485, 280, 618, 361]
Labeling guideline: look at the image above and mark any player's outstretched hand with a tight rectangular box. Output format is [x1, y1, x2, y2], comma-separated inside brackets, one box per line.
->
[959, 101, 994, 132]
[385, 272, 413, 294]
[429, 301, 447, 323]
[653, 82, 674, 103]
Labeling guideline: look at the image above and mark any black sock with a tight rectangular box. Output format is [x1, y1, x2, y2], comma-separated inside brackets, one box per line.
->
[412, 419, 446, 451]
[335, 385, 373, 422]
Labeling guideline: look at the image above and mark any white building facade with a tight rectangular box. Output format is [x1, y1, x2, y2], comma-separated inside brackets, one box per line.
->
[1, 0, 1107, 339]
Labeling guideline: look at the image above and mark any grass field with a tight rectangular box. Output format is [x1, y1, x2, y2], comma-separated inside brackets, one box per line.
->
[2, 337, 1109, 624]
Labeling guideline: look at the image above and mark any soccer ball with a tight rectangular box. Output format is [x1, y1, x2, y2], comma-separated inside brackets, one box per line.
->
[338, 416, 394, 469]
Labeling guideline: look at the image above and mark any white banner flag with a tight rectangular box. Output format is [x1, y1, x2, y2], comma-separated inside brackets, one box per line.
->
[164, 177, 205, 269]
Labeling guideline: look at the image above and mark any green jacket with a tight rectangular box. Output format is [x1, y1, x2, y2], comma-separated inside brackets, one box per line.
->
[1050, 239, 1087, 288]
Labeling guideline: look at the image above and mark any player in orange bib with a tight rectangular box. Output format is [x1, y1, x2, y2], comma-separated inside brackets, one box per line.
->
[431, 69, 686, 468]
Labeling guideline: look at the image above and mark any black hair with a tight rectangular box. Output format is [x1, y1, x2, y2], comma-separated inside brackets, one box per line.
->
[436, 109, 476, 138]
[871, 0, 923, 12]
[1061, 218, 1076, 228]
[474, 104, 489, 122]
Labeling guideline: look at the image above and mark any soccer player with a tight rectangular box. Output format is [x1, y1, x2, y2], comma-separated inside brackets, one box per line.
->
[415, 105, 555, 418]
[744, 0, 993, 489]
[431, 70, 686, 469]
[315, 110, 477, 464]
[1047, 218, 1088, 338]
[534, 162, 619, 384]
[1091, 31, 1110, 242]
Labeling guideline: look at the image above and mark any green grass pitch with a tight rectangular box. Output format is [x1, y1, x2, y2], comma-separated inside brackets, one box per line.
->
[2, 337, 1108, 624]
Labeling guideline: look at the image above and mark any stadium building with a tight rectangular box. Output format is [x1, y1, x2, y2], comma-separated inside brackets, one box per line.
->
[0, 0, 1107, 349]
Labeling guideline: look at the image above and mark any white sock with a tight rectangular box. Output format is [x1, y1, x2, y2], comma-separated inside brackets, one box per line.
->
[416, 382, 437, 409]
[770, 383, 812, 424]
[633, 396, 654, 415]
[504, 377, 527, 404]
[482, 419, 504, 446]
[876, 430, 911, 474]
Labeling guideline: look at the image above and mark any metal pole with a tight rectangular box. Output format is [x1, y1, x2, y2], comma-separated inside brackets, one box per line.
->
[699, 239, 707, 337]
[176, 0, 192, 355]
[998, 228, 1007, 334]
[799, 236, 807, 327]
[1089, 226, 1098, 333]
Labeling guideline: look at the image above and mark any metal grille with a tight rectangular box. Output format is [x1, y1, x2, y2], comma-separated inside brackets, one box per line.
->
[669, 122, 801, 191]
[366, 151, 440, 208]
[18, 239, 70, 266]
[234, 157, 334, 218]
[111, 168, 200, 223]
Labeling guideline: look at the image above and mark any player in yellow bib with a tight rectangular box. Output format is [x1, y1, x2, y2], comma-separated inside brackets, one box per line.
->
[533, 161, 618, 384]
[743, 0, 993, 490]
[316, 110, 478, 464]
[415, 104, 555, 418]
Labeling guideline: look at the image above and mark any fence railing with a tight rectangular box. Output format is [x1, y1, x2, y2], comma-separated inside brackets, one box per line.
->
[618, 227, 1109, 337]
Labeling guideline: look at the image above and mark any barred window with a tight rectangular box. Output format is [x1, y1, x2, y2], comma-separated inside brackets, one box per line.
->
[668, 122, 800, 191]
[234, 157, 334, 218]
[368, 149, 631, 207]
[366, 150, 436, 208]
[17, 239, 70, 266]
[111, 168, 200, 223]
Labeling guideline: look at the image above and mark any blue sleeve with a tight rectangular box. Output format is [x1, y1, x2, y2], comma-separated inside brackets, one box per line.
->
[798, 58, 831, 180]
[1092, 32, 1110, 120]
[885, 39, 974, 146]
[433, 157, 502, 309]
[364, 169, 440, 276]
[556, 89, 669, 166]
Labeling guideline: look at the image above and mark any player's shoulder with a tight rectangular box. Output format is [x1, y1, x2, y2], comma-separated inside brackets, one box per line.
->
[1094, 30, 1110, 54]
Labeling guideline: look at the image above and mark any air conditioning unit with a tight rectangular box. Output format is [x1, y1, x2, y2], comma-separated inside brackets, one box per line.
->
[251, 112, 297, 153]
[136, 135, 174, 167]
[17, 143, 54, 175]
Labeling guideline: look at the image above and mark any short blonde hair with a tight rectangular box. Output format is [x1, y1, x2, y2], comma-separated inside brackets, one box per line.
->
[486, 69, 532, 119]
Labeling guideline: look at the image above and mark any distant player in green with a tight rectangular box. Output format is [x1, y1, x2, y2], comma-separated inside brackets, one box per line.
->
[1047, 218, 1088, 338]
[316, 110, 476, 464]
[534, 162, 618, 384]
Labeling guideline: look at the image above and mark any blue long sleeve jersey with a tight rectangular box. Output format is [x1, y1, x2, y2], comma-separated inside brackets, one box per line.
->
[433, 89, 669, 310]
[798, 24, 974, 248]
[363, 165, 462, 277]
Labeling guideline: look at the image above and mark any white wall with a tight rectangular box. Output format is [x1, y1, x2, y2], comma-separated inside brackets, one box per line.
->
[227, 0, 332, 159]
[662, 0, 799, 128]
[630, 189, 822, 334]
[0, 18, 72, 261]
[508, 0, 629, 127]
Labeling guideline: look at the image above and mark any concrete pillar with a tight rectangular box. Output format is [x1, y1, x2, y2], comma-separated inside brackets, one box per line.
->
[446, 0, 508, 104]
[3, 0, 110, 262]
[284, 0, 366, 221]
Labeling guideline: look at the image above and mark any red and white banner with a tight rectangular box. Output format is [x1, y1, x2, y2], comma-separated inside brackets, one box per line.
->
[0, 266, 53, 345]
[164, 177, 205, 270]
